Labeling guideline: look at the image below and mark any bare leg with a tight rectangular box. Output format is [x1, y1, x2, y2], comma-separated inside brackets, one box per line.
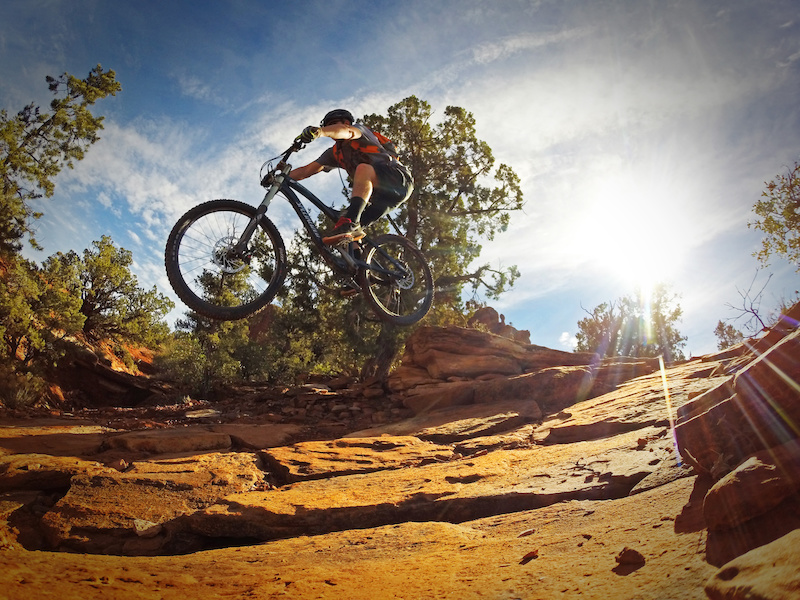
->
[324, 164, 379, 244]
[352, 163, 378, 203]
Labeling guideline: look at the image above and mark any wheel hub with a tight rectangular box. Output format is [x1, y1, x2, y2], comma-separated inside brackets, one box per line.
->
[212, 237, 247, 274]
[396, 261, 414, 289]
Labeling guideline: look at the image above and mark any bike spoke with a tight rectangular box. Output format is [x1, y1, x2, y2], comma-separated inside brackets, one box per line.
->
[360, 234, 433, 326]
[165, 200, 286, 320]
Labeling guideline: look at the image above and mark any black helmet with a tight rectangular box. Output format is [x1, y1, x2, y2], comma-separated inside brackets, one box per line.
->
[321, 109, 354, 127]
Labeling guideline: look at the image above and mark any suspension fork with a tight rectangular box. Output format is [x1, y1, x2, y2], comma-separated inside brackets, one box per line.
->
[232, 175, 285, 254]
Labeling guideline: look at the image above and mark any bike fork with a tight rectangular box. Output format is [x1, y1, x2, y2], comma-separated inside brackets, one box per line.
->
[232, 179, 283, 254]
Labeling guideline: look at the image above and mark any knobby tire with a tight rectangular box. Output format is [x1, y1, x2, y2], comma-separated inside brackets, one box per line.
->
[164, 199, 287, 321]
[360, 234, 434, 326]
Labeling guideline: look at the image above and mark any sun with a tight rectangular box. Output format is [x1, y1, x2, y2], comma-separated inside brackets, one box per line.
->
[573, 170, 681, 294]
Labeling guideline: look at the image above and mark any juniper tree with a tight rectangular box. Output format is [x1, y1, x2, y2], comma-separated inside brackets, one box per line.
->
[0, 65, 121, 255]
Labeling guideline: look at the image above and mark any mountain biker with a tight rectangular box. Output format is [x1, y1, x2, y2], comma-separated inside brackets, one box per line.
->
[291, 109, 414, 244]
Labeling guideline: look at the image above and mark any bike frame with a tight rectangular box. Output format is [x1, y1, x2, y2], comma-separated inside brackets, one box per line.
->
[237, 146, 410, 285]
[281, 178, 357, 273]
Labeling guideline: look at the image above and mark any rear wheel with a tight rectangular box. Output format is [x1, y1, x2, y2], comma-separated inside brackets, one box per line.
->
[164, 199, 287, 320]
[360, 234, 434, 326]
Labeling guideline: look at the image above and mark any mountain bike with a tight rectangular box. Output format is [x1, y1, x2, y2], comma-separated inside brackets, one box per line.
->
[164, 140, 434, 326]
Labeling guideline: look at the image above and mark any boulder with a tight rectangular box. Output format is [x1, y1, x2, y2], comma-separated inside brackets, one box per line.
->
[466, 306, 531, 343]
[675, 328, 800, 476]
[705, 529, 800, 600]
[390, 326, 661, 417]
[703, 439, 800, 531]
[421, 348, 523, 379]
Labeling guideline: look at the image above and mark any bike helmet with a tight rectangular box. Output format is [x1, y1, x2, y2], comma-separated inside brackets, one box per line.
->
[321, 109, 354, 127]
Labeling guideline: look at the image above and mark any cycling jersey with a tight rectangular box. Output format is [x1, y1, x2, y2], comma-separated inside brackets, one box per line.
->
[315, 123, 401, 176]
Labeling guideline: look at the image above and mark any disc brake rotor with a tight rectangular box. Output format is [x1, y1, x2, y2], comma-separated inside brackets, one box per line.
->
[212, 236, 247, 274]
[396, 260, 414, 289]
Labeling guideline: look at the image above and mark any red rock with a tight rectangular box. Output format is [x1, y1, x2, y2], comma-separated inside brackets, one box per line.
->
[703, 439, 800, 531]
[705, 529, 800, 600]
[676, 328, 800, 475]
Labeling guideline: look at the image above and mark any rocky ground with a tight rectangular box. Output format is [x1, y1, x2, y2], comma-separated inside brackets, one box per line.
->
[1, 313, 799, 599]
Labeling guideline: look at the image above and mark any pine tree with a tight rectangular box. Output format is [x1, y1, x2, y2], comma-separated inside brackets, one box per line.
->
[0, 65, 121, 255]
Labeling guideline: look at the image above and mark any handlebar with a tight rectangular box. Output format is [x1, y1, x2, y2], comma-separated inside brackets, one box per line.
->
[287, 140, 304, 155]
[278, 140, 307, 170]
[260, 141, 304, 187]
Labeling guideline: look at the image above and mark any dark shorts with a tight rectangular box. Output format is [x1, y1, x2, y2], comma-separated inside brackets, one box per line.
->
[361, 160, 414, 226]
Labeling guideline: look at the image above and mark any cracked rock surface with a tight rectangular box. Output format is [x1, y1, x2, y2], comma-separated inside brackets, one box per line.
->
[1, 318, 799, 599]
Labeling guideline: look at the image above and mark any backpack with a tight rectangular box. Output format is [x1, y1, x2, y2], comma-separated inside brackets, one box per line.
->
[331, 125, 399, 171]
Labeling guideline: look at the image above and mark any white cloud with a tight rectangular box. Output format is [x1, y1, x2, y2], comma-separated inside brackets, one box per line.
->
[173, 72, 219, 104]
[469, 28, 592, 65]
[559, 331, 578, 350]
[8, 0, 800, 350]
[778, 49, 800, 67]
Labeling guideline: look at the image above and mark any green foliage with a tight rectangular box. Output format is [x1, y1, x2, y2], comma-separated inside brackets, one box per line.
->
[40, 236, 173, 345]
[714, 320, 744, 350]
[750, 161, 800, 271]
[168, 97, 525, 386]
[77, 236, 173, 344]
[1, 236, 173, 409]
[1, 257, 49, 364]
[363, 97, 524, 311]
[0, 65, 121, 255]
[575, 284, 687, 363]
[0, 362, 45, 409]
[155, 333, 209, 393]
[0, 66, 168, 408]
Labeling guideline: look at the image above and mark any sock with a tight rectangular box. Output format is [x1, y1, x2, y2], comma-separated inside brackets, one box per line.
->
[344, 196, 367, 224]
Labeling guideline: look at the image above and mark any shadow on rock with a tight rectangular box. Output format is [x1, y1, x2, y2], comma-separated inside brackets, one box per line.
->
[705, 493, 800, 567]
[674, 475, 712, 534]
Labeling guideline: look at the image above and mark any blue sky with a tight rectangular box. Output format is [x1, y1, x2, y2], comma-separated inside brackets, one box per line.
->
[3, 0, 799, 357]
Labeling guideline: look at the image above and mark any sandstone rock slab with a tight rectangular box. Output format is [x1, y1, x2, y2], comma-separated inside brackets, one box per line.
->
[0, 423, 113, 457]
[39, 452, 266, 554]
[181, 427, 671, 543]
[103, 428, 232, 455]
[705, 528, 800, 600]
[0, 454, 109, 492]
[421, 348, 523, 378]
[676, 329, 800, 475]
[0, 477, 719, 600]
[347, 400, 541, 439]
[538, 362, 730, 444]
[261, 436, 454, 483]
[703, 439, 800, 531]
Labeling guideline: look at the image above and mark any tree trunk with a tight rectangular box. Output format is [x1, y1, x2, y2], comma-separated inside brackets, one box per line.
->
[360, 322, 400, 381]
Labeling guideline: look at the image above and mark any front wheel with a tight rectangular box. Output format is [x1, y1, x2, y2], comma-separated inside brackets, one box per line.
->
[165, 199, 287, 320]
[360, 234, 434, 326]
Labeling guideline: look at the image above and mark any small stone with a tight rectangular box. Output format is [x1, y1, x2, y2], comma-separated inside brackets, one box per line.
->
[107, 458, 129, 472]
[133, 519, 162, 538]
[517, 528, 536, 538]
[361, 387, 385, 399]
[615, 547, 646, 566]
[185, 409, 221, 419]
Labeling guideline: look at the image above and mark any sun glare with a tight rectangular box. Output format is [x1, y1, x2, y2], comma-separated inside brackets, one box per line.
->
[573, 171, 681, 294]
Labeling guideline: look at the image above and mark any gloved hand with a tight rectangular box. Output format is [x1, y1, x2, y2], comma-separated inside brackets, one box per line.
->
[296, 125, 320, 144]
